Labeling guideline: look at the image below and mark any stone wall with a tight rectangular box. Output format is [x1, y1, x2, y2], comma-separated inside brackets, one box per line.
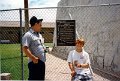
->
[52, 0, 120, 72]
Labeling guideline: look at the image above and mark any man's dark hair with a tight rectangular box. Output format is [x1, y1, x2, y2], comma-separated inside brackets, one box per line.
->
[30, 16, 43, 27]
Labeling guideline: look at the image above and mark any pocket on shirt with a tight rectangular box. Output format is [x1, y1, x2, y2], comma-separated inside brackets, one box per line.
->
[34, 39, 41, 46]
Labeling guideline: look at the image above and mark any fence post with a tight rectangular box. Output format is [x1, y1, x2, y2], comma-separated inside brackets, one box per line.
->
[19, 8, 24, 80]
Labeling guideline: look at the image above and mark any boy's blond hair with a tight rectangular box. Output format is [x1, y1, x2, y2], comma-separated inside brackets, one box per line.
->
[76, 38, 85, 46]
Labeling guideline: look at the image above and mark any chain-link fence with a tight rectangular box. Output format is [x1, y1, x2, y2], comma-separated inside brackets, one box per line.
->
[0, 4, 120, 80]
[0, 9, 22, 80]
[53, 4, 120, 81]
[0, 8, 56, 80]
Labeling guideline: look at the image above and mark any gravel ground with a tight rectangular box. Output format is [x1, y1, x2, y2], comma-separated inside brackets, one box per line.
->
[45, 53, 119, 81]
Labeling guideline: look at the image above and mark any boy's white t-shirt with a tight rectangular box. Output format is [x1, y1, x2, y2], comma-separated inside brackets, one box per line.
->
[67, 49, 91, 75]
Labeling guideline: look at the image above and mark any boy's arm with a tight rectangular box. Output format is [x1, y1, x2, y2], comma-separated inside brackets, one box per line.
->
[68, 62, 75, 71]
[76, 53, 90, 68]
[77, 63, 89, 68]
[68, 62, 76, 77]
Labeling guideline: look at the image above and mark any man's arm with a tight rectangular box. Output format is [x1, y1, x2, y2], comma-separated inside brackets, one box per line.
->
[23, 46, 39, 63]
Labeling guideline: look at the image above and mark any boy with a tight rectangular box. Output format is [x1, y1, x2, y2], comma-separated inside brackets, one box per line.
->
[67, 38, 93, 81]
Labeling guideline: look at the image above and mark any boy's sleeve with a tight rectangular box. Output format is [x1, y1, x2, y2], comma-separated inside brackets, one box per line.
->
[67, 51, 73, 63]
[86, 53, 91, 64]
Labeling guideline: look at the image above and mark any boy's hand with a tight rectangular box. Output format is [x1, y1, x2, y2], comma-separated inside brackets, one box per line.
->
[74, 60, 78, 66]
[76, 64, 81, 68]
[71, 71, 76, 77]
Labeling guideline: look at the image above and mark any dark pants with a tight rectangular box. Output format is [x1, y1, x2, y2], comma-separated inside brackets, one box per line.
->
[28, 60, 45, 80]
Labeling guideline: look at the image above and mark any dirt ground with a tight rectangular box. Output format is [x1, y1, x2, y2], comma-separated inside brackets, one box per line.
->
[45, 53, 116, 81]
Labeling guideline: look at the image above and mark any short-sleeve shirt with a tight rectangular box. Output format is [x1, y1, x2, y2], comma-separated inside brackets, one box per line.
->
[22, 28, 46, 62]
[67, 49, 91, 74]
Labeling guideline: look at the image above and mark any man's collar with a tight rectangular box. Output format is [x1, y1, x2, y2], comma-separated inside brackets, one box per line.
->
[30, 28, 39, 35]
[30, 28, 35, 34]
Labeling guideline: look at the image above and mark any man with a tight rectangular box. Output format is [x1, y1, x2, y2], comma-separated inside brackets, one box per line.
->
[67, 38, 93, 81]
[22, 16, 46, 80]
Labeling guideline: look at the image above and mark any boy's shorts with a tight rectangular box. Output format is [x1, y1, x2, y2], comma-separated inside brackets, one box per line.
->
[72, 73, 92, 81]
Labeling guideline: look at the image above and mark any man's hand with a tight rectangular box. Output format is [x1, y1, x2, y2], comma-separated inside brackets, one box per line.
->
[32, 56, 39, 64]
[23, 46, 40, 64]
